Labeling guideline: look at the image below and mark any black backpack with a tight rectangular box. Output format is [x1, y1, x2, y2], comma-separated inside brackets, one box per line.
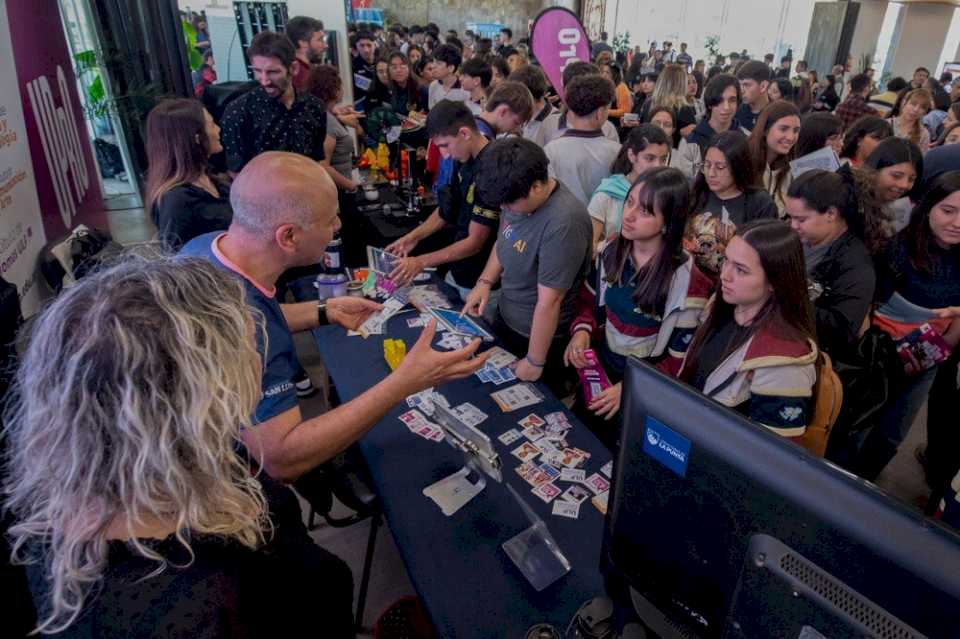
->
[39, 226, 124, 293]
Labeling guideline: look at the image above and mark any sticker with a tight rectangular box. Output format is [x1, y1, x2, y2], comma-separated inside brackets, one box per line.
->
[642, 416, 691, 477]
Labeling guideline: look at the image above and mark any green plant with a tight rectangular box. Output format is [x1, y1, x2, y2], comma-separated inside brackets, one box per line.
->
[612, 31, 631, 58]
[704, 34, 721, 59]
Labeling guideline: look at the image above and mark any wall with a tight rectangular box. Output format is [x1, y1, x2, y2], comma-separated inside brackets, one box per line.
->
[847, 0, 888, 68]
[889, 1, 954, 79]
[372, 0, 546, 40]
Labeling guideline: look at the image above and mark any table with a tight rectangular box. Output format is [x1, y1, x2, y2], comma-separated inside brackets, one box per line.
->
[312, 287, 612, 637]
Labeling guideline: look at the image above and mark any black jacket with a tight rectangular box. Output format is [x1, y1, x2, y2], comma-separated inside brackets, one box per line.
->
[809, 231, 876, 358]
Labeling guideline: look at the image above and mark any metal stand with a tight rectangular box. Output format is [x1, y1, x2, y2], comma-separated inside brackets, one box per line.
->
[422, 455, 489, 516]
[501, 483, 572, 592]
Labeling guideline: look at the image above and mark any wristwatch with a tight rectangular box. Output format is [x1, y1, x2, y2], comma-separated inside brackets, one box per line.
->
[317, 300, 330, 327]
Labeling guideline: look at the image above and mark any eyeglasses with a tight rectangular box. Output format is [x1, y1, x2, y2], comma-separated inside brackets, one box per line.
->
[389, 63, 408, 69]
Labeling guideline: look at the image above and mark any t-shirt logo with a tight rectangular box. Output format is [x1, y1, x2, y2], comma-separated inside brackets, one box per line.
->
[467, 183, 475, 205]
[513, 239, 527, 254]
[503, 224, 514, 240]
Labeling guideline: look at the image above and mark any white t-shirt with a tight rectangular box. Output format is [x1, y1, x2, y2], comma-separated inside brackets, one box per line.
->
[587, 191, 623, 241]
[545, 131, 621, 206]
[428, 79, 470, 109]
[533, 110, 620, 147]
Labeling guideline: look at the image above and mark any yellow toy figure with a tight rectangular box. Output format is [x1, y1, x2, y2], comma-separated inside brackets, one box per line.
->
[383, 338, 406, 370]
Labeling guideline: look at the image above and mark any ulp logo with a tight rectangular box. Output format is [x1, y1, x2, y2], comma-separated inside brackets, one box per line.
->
[26, 66, 90, 229]
[647, 429, 661, 447]
[642, 417, 691, 477]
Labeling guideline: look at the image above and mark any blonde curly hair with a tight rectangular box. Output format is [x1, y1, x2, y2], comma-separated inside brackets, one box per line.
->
[3, 253, 269, 634]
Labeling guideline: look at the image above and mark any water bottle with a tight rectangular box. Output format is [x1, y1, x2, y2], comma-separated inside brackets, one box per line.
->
[315, 232, 348, 300]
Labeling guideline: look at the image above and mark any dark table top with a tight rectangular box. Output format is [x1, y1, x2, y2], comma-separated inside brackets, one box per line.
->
[311, 291, 612, 638]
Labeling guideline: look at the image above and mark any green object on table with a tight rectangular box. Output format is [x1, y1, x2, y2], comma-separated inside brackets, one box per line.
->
[362, 271, 378, 296]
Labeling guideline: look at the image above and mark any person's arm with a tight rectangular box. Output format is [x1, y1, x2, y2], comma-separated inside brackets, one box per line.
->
[244, 322, 487, 481]
[390, 222, 493, 285]
[321, 135, 359, 191]
[281, 297, 381, 333]
[814, 258, 875, 351]
[608, 85, 631, 118]
[514, 284, 565, 381]
[385, 207, 446, 256]
[943, 316, 960, 348]
[462, 244, 503, 316]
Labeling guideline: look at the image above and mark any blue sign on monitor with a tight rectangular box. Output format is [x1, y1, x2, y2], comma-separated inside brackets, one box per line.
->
[642, 416, 691, 477]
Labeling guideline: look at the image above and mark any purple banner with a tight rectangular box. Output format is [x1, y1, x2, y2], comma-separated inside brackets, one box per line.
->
[531, 7, 591, 101]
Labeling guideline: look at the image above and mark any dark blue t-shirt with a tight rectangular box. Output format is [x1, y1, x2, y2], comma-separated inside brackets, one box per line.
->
[180, 232, 300, 424]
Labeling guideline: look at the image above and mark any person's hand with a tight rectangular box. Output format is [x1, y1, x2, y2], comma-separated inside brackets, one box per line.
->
[326, 297, 382, 331]
[389, 255, 425, 286]
[462, 283, 491, 317]
[337, 112, 363, 129]
[621, 119, 639, 128]
[386, 235, 419, 257]
[588, 382, 622, 420]
[333, 105, 360, 117]
[934, 306, 960, 319]
[393, 320, 489, 394]
[512, 357, 544, 382]
[563, 330, 592, 368]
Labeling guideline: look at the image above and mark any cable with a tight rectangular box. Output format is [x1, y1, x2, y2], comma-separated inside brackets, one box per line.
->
[226, 24, 239, 80]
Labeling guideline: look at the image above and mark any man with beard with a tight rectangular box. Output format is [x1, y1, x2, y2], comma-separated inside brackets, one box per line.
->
[220, 31, 327, 176]
[286, 16, 326, 91]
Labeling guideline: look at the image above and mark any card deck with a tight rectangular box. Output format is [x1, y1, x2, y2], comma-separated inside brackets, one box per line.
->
[552, 499, 581, 519]
[532, 482, 562, 503]
[584, 473, 611, 495]
[498, 429, 522, 445]
[511, 442, 541, 462]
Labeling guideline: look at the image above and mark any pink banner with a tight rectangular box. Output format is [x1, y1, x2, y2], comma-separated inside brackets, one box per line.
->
[6, 0, 105, 239]
[530, 7, 591, 102]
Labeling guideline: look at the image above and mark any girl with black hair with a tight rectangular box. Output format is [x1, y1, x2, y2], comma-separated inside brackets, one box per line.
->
[685, 131, 778, 278]
[588, 125, 671, 249]
[767, 77, 795, 104]
[864, 137, 924, 234]
[784, 168, 878, 357]
[747, 101, 802, 214]
[795, 112, 843, 158]
[852, 171, 960, 481]
[565, 167, 711, 437]
[684, 73, 740, 156]
[839, 116, 893, 167]
[679, 219, 819, 438]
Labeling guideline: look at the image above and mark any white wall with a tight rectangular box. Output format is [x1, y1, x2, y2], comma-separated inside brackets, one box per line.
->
[889, 2, 954, 79]
[285, 0, 353, 104]
[848, 0, 888, 69]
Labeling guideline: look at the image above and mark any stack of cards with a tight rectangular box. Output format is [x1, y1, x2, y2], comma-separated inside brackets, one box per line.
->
[490, 384, 544, 412]
[398, 409, 444, 442]
[358, 294, 409, 337]
[436, 332, 474, 350]
[577, 349, 612, 404]
[475, 361, 517, 385]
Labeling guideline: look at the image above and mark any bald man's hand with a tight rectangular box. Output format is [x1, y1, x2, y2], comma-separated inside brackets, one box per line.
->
[327, 297, 382, 331]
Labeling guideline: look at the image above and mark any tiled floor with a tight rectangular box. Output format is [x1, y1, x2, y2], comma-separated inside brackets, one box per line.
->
[104, 206, 942, 633]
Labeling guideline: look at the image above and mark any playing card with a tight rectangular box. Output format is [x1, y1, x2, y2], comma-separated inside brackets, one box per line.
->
[592, 491, 609, 514]
[522, 426, 545, 441]
[562, 484, 591, 504]
[584, 473, 611, 495]
[453, 402, 488, 427]
[485, 346, 518, 369]
[601, 460, 613, 479]
[557, 448, 587, 469]
[543, 422, 570, 436]
[560, 468, 586, 483]
[535, 440, 560, 458]
[476, 369, 492, 383]
[511, 442, 541, 462]
[552, 499, 581, 519]
[399, 409, 424, 424]
[498, 429, 522, 445]
[538, 463, 561, 481]
[532, 482, 562, 503]
[514, 461, 536, 478]
[544, 411, 569, 426]
[498, 367, 517, 382]
[490, 384, 544, 412]
[518, 413, 546, 429]
[524, 469, 553, 488]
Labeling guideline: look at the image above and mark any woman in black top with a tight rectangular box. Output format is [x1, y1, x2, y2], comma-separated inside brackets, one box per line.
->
[3, 256, 354, 637]
[146, 99, 231, 249]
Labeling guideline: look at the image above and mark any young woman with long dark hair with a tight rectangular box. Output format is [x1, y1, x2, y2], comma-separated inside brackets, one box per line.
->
[565, 167, 711, 440]
[747, 101, 802, 214]
[679, 219, 819, 438]
[145, 98, 230, 249]
[795, 112, 842, 158]
[839, 116, 893, 167]
[587, 124, 671, 249]
[685, 131, 778, 278]
[852, 171, 960, 481]
[784, 168, 879, 357]
[864, 136, 924, 234]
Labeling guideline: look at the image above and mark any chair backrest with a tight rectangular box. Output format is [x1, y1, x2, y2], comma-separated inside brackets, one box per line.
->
[799, 351, 843, 458]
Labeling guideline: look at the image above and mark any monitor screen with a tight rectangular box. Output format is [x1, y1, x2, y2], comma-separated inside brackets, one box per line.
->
[602, 357, 960, 638]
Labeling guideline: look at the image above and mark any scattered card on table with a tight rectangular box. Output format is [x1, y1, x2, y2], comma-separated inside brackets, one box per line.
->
[532, 482, 562, 503]
[498, 429, 522, 445]
[522, 426, 545, 441]
[518, 413, 546, 429]
[584, 473, 611, 495]
[560, 468, 586, 483]
[592, 491, 609, 514]
[562, 484, 591, 504]
[552, 499, 581, 519]
[601, 460, 613, 479]
[511, 442, 541, 462]
[453, 402, 488, 427]
[545, 411, 569, 426]
[538, 463, 561, 481]
[490, 383, 544, 412]
[485, 346, 518, 369]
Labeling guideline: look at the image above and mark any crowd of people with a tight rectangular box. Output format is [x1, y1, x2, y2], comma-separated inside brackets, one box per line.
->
[4, 14, 960, 637]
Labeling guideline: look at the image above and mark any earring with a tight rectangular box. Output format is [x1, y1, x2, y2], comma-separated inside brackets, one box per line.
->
[661, 226, 667, 235]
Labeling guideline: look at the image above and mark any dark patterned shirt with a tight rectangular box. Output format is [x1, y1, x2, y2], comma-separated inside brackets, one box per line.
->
[220, 87, 327, 173]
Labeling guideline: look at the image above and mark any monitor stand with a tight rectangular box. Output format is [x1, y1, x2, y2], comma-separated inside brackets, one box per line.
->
[423, 454, 488, 516]
[501, 483, 572, 591]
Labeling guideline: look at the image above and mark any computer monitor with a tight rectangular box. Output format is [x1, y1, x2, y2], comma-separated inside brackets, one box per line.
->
[602, 358, 960, 638]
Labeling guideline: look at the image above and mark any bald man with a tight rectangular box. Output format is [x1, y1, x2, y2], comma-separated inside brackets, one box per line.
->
[181, 152, 487, 481]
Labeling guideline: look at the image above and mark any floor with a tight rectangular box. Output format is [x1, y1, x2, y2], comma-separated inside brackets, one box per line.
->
[102, 205, 942, 633]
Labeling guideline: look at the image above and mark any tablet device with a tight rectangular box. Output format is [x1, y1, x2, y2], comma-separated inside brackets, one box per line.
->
[428, 307, 495, 341]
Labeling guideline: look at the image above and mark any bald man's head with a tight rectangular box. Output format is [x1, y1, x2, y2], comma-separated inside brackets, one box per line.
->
[230, 152, 337, 234]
